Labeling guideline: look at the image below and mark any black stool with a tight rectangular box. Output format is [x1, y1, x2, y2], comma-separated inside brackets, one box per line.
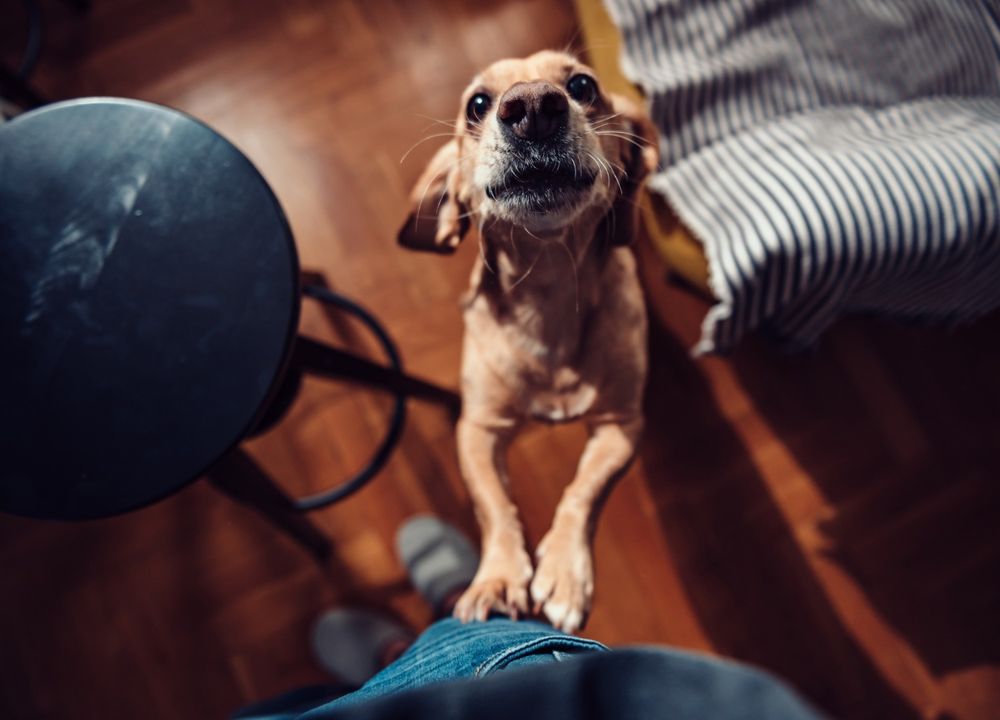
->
[0, 98, 458, 558]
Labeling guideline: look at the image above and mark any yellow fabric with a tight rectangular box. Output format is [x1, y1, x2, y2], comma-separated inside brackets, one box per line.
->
[574, 0, 712, 297]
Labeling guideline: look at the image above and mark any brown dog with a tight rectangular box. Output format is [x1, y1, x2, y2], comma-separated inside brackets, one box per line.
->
[398, 50, 658, 632]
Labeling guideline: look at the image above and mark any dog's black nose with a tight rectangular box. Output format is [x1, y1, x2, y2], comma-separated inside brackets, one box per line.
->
[497, 82, 569, 142]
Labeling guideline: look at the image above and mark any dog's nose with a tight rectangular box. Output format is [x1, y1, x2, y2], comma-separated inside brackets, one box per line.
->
[497, 82, 569, 142]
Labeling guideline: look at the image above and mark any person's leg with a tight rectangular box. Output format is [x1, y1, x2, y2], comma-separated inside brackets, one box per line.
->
[304, 616, 608, 715]
[232, 685, 351, 720]
[233, 517, 608, 719]
[311, 609, 416, 687]
[300, 518, 608, 714]
[231, 514, 471, 720]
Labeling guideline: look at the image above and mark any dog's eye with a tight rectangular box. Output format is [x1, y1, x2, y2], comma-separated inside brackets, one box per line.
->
[466, 93, 492, 123]
[566, 74, 598, 105]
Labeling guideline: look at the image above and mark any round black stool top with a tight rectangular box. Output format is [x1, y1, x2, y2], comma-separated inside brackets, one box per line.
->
[0, 98, 299, 520]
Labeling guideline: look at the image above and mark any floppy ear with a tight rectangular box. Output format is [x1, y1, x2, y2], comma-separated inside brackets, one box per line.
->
[602, 93, 660, 247]
[397, 139, 469, 254]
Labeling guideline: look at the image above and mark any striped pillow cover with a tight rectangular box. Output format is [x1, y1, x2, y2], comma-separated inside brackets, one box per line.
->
[603, 0, 1000, 352]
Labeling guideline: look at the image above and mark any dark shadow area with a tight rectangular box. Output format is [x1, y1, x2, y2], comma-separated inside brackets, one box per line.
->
[0, 470, 426, 716]
[0, 271, 457, 714]
[640, 311, 920, 719]
[729, 314, 1000, 677]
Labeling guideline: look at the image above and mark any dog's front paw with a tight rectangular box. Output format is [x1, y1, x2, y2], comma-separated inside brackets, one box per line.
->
[453, 548, 532, 622]
[530, 530, 593, 633]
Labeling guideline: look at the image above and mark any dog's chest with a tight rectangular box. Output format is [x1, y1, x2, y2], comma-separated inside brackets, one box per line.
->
[526, 367, 597, 422]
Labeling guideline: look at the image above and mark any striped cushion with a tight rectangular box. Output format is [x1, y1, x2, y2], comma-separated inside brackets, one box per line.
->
[604, 0, 1000, 352]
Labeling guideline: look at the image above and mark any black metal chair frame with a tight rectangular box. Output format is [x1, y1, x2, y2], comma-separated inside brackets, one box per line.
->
[1, 0, 93, 112]
[206, 275, 460, 562]
[3, 11, 456, 560]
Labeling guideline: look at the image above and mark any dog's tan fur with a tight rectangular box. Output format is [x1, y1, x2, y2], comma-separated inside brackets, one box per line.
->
[398, 51, 658, 632]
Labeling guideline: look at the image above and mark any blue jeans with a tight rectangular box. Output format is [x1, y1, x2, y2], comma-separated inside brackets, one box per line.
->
[234, 618, 606, 719]
[235, 618, 821, 720]
[314, 617, 607, 714]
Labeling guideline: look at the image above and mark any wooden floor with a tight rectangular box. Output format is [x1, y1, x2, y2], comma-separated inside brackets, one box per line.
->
[2, 1, 999, 718]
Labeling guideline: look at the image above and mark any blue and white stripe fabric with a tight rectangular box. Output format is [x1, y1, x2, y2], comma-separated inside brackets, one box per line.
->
[603, 0, 1000, 353]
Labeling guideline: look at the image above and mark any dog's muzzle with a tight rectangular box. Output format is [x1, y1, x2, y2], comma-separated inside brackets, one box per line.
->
[485, 81, 596, 213]
[485, 155, 595, 213]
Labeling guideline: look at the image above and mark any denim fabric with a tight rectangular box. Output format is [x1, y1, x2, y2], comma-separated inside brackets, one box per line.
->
[233, 618, 603, 720]
[235, 618, 822, 720]
[233, 685, 349, 720]
[302, 618, 607, 716]
[310, 647, 824, 720]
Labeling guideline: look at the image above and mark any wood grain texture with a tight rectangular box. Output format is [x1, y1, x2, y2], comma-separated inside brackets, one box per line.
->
[1, 1, 998, 718]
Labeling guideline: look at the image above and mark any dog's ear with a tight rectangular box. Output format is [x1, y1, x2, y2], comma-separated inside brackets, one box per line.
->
[602, 94, 660, 247]
[398, 139, 469, 254]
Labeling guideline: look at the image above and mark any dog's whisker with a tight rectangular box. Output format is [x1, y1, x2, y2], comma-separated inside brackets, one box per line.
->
[590, 151, 624, 196]
[508, 225, 522, 264]
[560, 27, 585, 58]
[606, 159, 626, 175]
[595, 125, 644, 138]
[603, 156, 625, 195]
[413, 152, 477, 220]
[478, 234, 495, 275]
[555, 227, 581, 314]
[414, 113, 458, 129]
[419, 121, 449, 135]
[399, 133, 461, 165]
[594, 135, 645, 150]
[594, 129, 646, 144]
[594, 130, 646, 147]
[478, 214, 499, 248]
[433, 164, 467, 216]
[594, 131, 645, 150]
[590, 112, 624, 128]
[435, 184, 450, 214]
[508, 234, 546, 290]
[520, 224, 544, 241]
[590, 120, 625, 131]
[586, 151, 612, 193]
[605, 165, 623, 196]
[597, 164, 611, 191]
[413, 166, 452, 232]
[415, 167, 453, 219]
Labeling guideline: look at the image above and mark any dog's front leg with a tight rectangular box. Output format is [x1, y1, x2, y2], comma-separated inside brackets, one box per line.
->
[453, 418, 533, 622]
[531, 418, 642, 633]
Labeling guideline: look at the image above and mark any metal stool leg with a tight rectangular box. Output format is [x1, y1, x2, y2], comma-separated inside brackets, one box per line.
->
[210, 279, 461, 546]
[207, 448, 331, 562]
[294, 335, 461, 413]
